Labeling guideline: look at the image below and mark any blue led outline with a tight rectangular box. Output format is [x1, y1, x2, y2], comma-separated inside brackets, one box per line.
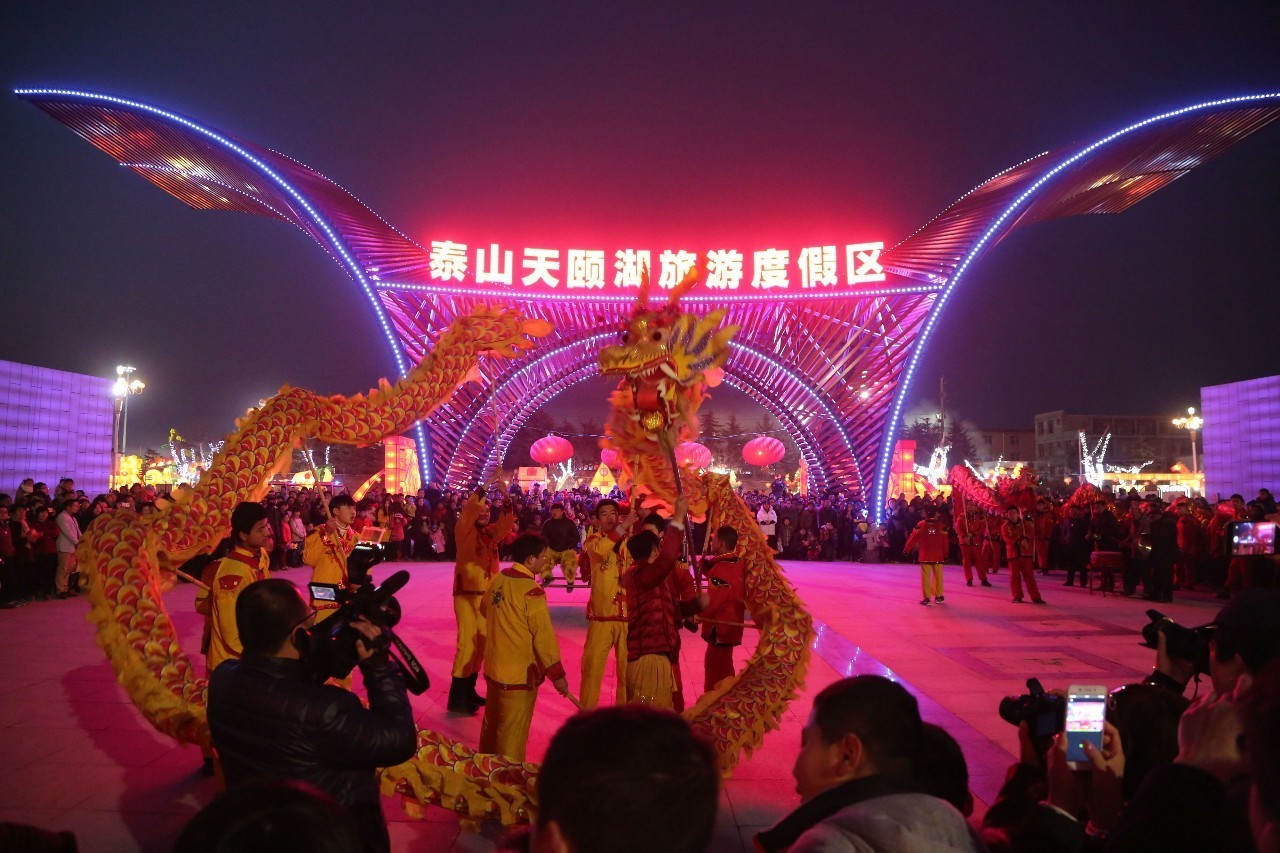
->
[871, 92, 1280, 522]
[457, 333, 853, 491]
[15, 87, 436, 484]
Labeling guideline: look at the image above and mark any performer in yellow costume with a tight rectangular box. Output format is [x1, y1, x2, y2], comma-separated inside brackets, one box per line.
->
[194, 502, 274, 673]
[478, 534, 570, 761]
[304, 494, 358, 622]
[451, 490, 515, 714]
[578, 498, 631, 708]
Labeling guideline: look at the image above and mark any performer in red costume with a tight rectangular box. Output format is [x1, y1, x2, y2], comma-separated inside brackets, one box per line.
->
[1173, 501, 1204, 590]
[956, 506, 992, 588]
[906, 506, 951, 605]
[624, 496, 704, 711]
[698, 525, 746, 691]
[1033, 497, 1057, 575]
[985, 512, 1005, 574]
[1001, 505, 1046, 604]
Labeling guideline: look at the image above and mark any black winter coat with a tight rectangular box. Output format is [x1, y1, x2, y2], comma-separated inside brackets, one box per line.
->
[208, 654, 417, 852]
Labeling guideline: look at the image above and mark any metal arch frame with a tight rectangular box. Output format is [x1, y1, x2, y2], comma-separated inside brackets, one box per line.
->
[871, 92, 1280, 521]
[462, 336, 840, 491]
[13, 87, 438, 483]
[20, 88, 1280, 502]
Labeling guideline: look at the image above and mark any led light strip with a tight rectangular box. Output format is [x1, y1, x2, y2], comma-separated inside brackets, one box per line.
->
[872, 92, 1280, 522]
[16, 87, 437, 482]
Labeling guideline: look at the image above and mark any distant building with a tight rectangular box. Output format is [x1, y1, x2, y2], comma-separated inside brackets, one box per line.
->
[1202, 375, 1280, 500]
[976, 428, 1035, 462]
[1035, 410, 1190, 477]
[0, 359, 113, 495]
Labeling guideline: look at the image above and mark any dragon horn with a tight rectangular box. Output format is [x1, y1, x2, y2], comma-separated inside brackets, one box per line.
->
[666, 259, 702, 307]
[637, 261, 651, 311]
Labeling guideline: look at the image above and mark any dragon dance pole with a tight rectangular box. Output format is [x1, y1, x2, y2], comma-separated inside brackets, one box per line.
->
[659, 430, 701, 592]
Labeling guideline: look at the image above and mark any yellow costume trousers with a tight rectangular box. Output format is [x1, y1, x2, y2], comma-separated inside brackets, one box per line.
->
[478, 684, 537, 761]
[579, 619, 627, 709]
[540, 548, 579, 584]
[452, 594, 485, 678]
[920, 562, 944, 598]
[626, 653, 675, 711]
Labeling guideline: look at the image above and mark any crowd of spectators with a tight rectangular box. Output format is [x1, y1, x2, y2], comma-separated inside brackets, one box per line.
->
[5, 473, 1277, 609]
[879, 486, 1280, 601]
[4, 471, 1280, 851]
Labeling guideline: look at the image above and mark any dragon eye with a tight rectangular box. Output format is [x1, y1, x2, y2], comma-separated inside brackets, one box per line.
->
[619, 331, 631, 344]
[651, 329, 665, 343]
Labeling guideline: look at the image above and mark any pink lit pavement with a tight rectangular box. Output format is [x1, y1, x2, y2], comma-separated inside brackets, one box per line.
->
[0, 559, 1225, 851]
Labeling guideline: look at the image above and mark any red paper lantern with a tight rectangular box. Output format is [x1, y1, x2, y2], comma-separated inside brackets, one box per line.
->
[600, 447, 620, 469]
[676, 441, 712, 469]
[531, 434, 573, 465]
[742, 435, 785, 467]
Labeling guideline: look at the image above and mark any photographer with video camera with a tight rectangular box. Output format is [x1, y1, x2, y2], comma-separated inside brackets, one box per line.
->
[207, 578, 417, 853]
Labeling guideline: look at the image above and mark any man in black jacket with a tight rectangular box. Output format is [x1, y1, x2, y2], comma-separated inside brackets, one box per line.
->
[208, 578, 417, 853]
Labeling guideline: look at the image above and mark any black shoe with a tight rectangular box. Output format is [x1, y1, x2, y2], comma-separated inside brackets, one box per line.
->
[934, 596, 945, 604]
[1032, 599, 1048, 605]
[465, 673, 486, 707]
[966, 580, 973, 587]
[920, 598, 931, 606]
[1064, 581, 1074, 587]
[981, 580, 993, 587]
[566, 583, 575, 592]
[447, 676, 480, 715]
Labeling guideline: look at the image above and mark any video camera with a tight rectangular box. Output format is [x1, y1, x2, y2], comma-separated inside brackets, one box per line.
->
[1140, 609, 1213, 675]
[998, 677, 1065, 739]
[305, 544, 429, 694]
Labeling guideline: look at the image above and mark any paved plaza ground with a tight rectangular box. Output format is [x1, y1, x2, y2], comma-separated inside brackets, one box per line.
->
[0, 558, 1224, 851]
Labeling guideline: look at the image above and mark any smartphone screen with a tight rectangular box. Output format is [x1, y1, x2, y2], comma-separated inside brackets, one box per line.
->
[309, 583, 337, 602]
[1065, 686, 1106, 764]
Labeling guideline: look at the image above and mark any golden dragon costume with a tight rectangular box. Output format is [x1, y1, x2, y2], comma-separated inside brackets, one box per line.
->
[593, 263, 815, 772]
[80, 292, 813, 827]
[598, 265, 737, 515]
[77, 304, 549, 746]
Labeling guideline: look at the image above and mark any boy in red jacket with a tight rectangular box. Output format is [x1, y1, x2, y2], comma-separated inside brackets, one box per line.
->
[905, 506, 950, 605]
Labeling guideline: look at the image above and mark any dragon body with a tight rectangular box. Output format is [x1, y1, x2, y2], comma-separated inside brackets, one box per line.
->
[595, 267, 812, 774]
[78, 305, 550, 747]
[81, 294, 812, 828]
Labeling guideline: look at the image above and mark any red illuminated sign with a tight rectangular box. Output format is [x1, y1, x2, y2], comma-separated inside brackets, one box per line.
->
[404, 240, 886, 292]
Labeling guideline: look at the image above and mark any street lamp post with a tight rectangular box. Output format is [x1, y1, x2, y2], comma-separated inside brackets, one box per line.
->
[112, 365, 145, 488]
[1172, 406, 1203, 474]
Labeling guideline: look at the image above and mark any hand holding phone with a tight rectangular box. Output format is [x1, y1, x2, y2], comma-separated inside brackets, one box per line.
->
[1065, 684, 1107, 768]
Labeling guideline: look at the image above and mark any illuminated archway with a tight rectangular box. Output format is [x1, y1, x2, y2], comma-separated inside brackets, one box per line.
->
[455, 335, 853, 492]
[20, 88, 1280, 508]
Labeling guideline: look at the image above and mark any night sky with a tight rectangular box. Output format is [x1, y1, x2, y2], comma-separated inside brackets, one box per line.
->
[3, 2, 1279, 453]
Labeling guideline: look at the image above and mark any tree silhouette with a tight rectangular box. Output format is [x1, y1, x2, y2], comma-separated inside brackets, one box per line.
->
[701, 407, 724, 438]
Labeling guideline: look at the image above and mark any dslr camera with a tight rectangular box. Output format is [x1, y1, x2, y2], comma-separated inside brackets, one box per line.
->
[305, 543, 429, 694]
[1140, 609, 1213, 675]
[998, 677, 1065, 739]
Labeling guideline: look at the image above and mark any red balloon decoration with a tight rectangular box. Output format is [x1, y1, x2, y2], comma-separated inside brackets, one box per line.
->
[676, 441, 712, 469]
[530, 434, 574, 465]
[600, 447, 620, 469]
[742, 435, 785, 467]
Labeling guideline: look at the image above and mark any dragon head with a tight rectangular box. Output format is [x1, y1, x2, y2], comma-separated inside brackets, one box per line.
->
[599, 262, 738, 435]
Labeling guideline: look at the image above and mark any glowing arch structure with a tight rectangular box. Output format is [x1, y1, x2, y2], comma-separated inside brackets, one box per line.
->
[18, 88, 1280, 509]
